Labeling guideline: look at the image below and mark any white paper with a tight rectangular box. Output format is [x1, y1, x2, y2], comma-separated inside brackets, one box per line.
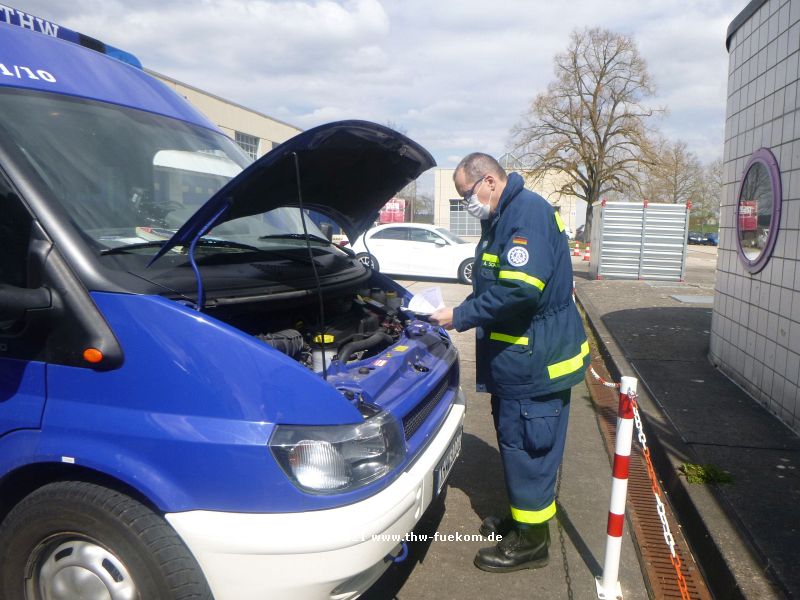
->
[408, 287, 444, 314]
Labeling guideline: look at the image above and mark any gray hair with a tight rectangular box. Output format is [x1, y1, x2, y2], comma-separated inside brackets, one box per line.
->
[455, 153, 507, 183]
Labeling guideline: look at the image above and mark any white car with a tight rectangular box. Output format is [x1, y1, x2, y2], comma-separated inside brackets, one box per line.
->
[351, 223, 476, 284]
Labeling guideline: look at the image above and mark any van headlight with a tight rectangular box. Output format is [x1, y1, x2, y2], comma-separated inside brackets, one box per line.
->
[269, 411, 406, 494]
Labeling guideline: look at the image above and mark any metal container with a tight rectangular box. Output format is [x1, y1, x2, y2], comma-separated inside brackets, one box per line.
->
[588, 201, 689, 281]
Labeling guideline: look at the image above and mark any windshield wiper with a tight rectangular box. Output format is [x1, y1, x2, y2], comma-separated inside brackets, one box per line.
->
[258, 233, 331, 245]
[194, 238, 262, 252]
[101, 237, 345, 270]
[100, 238, 262, 256]
[100, 241, 169, 255]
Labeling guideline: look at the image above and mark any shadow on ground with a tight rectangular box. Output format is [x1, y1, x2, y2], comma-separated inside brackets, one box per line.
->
[597, 304, 800, 598]
[448, 432, 507, 520]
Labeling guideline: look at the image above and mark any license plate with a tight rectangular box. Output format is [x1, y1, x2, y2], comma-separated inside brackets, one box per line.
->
[434, 427, 462, 495]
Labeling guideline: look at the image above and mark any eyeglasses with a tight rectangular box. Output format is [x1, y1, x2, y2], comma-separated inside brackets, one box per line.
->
[460, 175, 487, 203]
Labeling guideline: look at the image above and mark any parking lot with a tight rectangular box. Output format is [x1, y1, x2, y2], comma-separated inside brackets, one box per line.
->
[363, 278, 648, 600]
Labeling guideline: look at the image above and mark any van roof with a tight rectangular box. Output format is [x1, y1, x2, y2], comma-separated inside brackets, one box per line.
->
[0, 5, 143, 68]
[0, 22, 217, 131]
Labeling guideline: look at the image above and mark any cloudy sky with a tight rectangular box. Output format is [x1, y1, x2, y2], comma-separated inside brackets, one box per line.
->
[12, 0, 743, 169]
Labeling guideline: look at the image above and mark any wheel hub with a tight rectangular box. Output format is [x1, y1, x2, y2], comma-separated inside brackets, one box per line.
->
[35, 539, 137, 600]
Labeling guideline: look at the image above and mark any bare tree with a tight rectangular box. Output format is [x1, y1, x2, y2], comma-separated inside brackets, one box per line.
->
[385, 121, 407, 136]
[397, 180, 417, 222]
[385, 121, 418, 221]
[641, 138, 702, 204]
[413, 192, 435, 224]
[691, 157, 723, 231]
[510, 28, 660, 241]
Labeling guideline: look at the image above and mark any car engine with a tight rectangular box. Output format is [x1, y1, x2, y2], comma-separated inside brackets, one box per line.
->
[206, 285, 413, 372]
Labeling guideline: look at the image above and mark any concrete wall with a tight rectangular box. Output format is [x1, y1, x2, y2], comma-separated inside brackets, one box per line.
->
[711, 0, 800, 431]
[151, 71, 301, 158]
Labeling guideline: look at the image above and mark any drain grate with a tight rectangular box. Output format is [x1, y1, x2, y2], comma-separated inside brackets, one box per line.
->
[587, 353, 713, 600]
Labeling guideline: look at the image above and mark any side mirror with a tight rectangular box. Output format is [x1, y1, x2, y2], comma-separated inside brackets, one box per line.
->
[434, 238, 447, 247]
[0, 284, 51, 320]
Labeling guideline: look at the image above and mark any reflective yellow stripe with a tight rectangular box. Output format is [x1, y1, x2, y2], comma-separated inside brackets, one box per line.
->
[547, 341, 590, 379]
[554, 211, 565, 232]
[511, 501, 556, 524]
[498, 270, 545, 291]
[490, 332, 529, 345]
[481, 253, 499, 265]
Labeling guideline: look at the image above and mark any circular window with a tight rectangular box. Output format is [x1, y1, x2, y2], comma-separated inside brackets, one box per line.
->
[736, 148, 782, 273]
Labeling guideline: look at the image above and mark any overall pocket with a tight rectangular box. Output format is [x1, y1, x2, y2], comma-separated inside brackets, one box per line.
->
[488, 332, 529, 384]
[520, 398, 563, 454]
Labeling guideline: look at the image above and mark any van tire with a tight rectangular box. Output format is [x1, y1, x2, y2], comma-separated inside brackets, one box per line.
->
[0, 481, 212, 600]
[356, 252, 380, 271]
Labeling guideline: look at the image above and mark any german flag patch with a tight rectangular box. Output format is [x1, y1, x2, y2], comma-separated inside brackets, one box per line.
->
[512, 235, 527, 245]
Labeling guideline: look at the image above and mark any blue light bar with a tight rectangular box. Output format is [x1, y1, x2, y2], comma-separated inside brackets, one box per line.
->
[0, 5, 143, 69]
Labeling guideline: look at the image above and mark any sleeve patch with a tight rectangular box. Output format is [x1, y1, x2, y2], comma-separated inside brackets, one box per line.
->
[507, 246, 529, 267]
[512, 235, 527, 245]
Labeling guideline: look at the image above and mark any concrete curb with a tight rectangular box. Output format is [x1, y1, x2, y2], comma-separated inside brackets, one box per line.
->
[575, 286, 783, 600]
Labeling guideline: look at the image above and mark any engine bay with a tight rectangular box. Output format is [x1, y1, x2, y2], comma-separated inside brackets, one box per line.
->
[205, 283, 440, 374]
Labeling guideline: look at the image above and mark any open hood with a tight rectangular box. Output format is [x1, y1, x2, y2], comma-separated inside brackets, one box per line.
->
[151, 120, 435, 263]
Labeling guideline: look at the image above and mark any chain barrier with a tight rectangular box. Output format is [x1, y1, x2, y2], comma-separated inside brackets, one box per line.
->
[630, 390, 692, 600]
[556, 467, 575, 600]
[589, 364, 620, 389]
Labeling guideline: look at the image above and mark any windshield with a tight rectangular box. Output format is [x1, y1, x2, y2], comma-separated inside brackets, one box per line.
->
[436, 228, 468, 244]
[0, 88, 331, 254]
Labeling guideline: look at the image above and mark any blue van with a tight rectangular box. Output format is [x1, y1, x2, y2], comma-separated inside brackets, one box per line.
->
[0, 10, 464, 600]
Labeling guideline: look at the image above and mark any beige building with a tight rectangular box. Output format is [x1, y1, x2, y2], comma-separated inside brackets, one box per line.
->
[433, 166, 585, 241]
[523, 169, 587, 236]
[151, 71, 302, 159]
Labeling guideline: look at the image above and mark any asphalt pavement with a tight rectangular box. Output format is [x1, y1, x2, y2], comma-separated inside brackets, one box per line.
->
[362, 243, 800, 600]
[573, 245, 800, 600]
[364, 278, 648, 600]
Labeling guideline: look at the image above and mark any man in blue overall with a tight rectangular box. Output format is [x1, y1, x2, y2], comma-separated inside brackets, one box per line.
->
[431, 153, 588, 572]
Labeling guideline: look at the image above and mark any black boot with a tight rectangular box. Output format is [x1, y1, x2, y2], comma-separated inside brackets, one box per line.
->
[479, 514, 514, 537]
[473, 523, 550, 573]
[479, 515, 552, 546]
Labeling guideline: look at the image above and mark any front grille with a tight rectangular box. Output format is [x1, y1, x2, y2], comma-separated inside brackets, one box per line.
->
[402, 372, 452, 440]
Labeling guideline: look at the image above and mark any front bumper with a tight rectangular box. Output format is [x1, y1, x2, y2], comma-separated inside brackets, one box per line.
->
[166, 400, 465, 600]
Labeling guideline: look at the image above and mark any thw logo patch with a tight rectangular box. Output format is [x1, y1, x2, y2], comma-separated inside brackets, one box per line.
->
[507, 246, 529, 267]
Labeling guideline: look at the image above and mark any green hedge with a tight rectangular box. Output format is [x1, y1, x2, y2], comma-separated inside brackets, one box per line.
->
[688, 218, 719, 233]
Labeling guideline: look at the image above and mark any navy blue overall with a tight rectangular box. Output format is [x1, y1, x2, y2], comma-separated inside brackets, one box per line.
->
[453, 173, 588, 524]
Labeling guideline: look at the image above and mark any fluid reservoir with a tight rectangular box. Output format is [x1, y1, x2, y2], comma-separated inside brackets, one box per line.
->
[310, 333, 337, 372]
[385, 290, 402, 310]
[370, 287, 386, 304]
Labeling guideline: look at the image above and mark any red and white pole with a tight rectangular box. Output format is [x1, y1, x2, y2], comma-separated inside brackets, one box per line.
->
[595, 376, 638, 600]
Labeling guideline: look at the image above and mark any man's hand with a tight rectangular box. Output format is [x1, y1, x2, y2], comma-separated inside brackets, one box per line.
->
[430, 306, 454, 330]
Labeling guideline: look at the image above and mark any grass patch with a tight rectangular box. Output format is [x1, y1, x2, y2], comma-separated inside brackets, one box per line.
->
[680, 463, 733, 485]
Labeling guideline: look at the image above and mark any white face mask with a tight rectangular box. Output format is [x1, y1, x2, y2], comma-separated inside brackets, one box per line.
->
[466, 194, 491, 220]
